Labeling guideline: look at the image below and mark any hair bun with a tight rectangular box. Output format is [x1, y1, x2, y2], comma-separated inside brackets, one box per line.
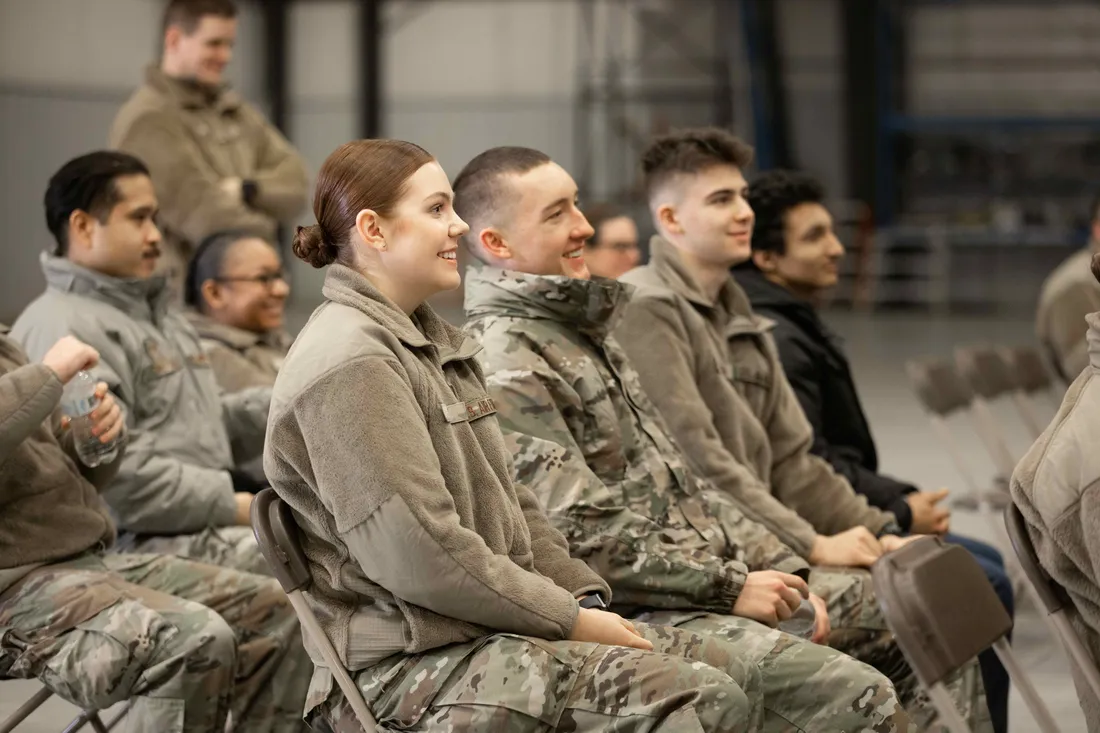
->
[293, 224, 338, 268]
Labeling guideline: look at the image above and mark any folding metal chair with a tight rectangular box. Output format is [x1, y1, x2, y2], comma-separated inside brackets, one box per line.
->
[905, 358, 1008, 511]
[872, 536, 1059, 732]
[1001, 345, 1061, 438]
[250, 489, 381, 733]
[1004, 504, 1100, 707]
[953, 346, 1020, 483]
[0, 684, 126, 733]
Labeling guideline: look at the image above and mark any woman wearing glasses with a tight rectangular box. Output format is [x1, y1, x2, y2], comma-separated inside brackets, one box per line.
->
[185, 231, 292, 392]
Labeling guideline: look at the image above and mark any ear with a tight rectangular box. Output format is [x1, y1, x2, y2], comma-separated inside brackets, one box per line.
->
[656, 203, 683, 236]
[200, 279, 225, 310]
[752, 249, 780, 273]
[67, 210, 96, 254]
[355, 209, 386, 252]
[164, 25, 183, 53]
[478, 227, 512, 261]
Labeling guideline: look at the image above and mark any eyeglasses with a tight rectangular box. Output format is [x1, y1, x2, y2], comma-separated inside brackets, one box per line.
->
[216, 271, 287, 288]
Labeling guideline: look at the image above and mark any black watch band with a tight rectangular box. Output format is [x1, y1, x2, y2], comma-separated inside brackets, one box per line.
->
[242, 179, 259, 207]
[578, 593, 607, 610]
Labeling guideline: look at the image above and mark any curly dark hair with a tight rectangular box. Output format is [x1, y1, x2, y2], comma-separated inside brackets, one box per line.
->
[641, 128, 753, 202]
[745, 169, 826, 256]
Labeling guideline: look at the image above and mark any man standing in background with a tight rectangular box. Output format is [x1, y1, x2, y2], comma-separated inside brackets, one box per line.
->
[111, 0, 308, 298]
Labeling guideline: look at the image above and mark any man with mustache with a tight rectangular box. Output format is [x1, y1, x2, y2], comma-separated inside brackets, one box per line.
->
[13, 151, 271, 576]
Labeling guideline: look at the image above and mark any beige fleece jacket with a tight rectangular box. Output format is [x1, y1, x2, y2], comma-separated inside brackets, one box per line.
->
[617, 237, 894, 556]
[1011, 312, 1100, 730]
[264, 265, 607, 684]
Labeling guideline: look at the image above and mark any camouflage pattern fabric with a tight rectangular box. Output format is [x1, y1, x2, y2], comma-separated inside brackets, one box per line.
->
[127, 525, 272, 577]
[312, 619, 912, 733]
[0, 551, 311, 732]
[635, 611, 913, 732]
[463, 266, 990, 732]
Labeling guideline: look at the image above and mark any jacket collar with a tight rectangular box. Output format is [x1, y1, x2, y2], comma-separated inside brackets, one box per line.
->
[41, 254, 171, 322]
[185, 310, 289, 351]
[144, 64, 241, 113]
[463, 262, 632, 341]
[648, 235, 773, 338]
[1088, 313, 1100, 370]
[736, 266, 847, 366]
[322, 264, 479, 363]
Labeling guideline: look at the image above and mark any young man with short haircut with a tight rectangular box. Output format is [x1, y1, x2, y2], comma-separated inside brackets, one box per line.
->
[111, 0, 308, 296]
[13, 151, 271, 576]
[736, 168, 1012, 733]
[615, 129, 990, 730]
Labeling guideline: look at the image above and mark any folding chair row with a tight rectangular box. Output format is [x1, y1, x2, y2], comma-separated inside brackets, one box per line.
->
[905, 344, 1059, 513]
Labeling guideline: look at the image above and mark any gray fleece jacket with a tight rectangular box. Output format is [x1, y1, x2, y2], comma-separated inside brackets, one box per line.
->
[1011, 312, 1100, 730]
[263, 265, 607, 699]
[12, 255, 270, 535]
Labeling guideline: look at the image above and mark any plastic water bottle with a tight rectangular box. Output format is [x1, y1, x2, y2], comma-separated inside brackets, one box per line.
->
[61, 371, 119, 467]
[777, 597, 816, 640]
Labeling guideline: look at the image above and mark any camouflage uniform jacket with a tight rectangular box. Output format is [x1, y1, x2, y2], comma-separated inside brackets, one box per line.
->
[464, 265, 809, 616]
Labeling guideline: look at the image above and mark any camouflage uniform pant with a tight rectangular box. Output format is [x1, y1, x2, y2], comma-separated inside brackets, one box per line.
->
[0, 551, 312, 733]
[810, 567, 992, 733]
[127, 525, 272, 577]
[314, 622, 763, 732]
[313, 618, 911, 733]
[636, 610, 912, 732]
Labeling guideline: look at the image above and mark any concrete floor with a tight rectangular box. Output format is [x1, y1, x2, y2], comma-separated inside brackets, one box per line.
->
[0, 310, 1093, 731]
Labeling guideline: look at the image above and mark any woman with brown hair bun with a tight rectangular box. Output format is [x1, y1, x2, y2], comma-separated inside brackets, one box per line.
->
[263, 139, 759, 732]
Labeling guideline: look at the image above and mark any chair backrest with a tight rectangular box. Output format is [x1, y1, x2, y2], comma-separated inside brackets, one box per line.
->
[251, 488, 312, 596]
[871, 537, 1012, 687]
[1003, 503, 1069, 614]
[955, 346, 1016, 400]
[1004, 346, 1056, 395]
[906, 359, 974, 417]
[250, 489, 382, 733]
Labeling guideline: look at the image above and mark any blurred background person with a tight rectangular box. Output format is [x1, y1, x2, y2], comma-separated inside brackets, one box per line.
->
[582, 202, 642, 279]
[184, 230, 292, 392]
[1036, 195, 1100, 382]
[110, 0, 308, 299]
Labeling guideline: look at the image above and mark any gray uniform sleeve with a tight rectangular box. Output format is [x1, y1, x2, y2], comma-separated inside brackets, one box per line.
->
[221, 386, 271, 465]
[13, 315, 237, 533]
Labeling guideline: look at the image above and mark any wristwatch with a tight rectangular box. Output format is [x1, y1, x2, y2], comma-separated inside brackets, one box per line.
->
[877, 521, 904, 538]
[241, 179, 259, 207]
[578, 593, 607, 610]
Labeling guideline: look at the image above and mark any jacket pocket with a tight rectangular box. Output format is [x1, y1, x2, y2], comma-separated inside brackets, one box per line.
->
[725, 342, 772, 416]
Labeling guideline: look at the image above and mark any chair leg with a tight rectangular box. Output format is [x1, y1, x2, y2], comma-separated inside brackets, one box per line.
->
[0, 687, 54, 733]
[60, 709, 109, 733]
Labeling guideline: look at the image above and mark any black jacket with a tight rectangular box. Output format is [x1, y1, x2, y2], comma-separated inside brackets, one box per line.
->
[735, 267, 918, 530]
